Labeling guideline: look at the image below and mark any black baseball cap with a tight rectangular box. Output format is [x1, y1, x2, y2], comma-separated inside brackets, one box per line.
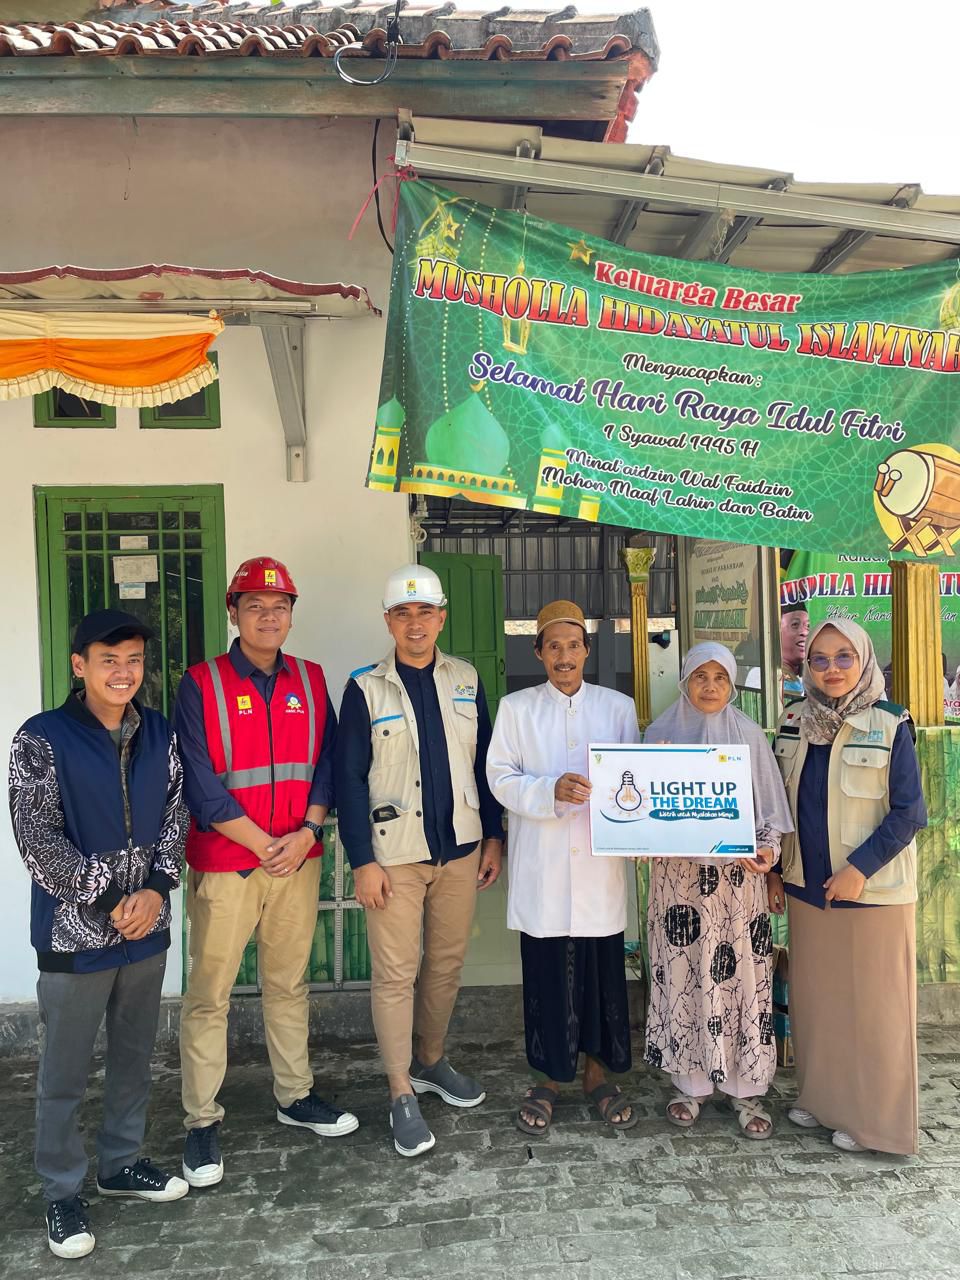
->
[71, 609, 155, 654]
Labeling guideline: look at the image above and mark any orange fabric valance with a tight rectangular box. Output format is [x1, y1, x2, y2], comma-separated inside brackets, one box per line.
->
[0, 310, 223, 407]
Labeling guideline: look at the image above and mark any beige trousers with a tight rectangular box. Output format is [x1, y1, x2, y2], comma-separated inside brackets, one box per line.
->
[180, 859, 322, 1128]
[365, 851, 480, 1077]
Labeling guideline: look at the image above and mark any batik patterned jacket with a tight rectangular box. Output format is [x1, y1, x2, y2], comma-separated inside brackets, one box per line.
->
[9, 692, 187, 973]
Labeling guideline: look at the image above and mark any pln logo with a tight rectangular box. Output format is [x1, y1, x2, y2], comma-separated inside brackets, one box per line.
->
[236, 695, 253, 716]
[285, 693, 304, 713]
[405, 578, 418, 596]
[264, 568, 277, 585]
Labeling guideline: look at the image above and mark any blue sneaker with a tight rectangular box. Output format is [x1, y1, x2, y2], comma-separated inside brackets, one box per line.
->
[277, 1090, 359, 1137]
[182, 1122, 224, 1188]
[97, 1157, 188, 1201]
[46, 1196, 95, 1259]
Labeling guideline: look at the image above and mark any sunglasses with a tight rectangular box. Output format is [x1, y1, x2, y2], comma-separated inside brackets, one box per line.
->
[808, 652, 858, 671]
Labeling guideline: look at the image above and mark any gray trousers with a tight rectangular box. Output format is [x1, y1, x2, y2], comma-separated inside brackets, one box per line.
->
[36, 950, 166, 1202]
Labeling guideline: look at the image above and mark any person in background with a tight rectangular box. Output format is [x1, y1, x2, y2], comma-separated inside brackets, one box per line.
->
[780, 603, 810, 699]
[643, 642, 793, 1139]
[9, 609, 189, 1259]
[335, 564, 503, 1158]
[487, 600, 640, 1136]
[770, 619, 926, 1155]
[175, 556, 356, 1190]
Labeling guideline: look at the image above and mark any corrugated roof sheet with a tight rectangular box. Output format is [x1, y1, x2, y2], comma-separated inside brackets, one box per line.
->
[0, 3, 659, 61]
[405, 118, 960, 276]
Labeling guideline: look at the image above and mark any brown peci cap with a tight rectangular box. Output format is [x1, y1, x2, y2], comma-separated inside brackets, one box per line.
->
[535, 599, 586, 635]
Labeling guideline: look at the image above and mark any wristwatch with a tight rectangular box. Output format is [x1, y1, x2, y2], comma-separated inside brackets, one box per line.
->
[303, 820, 324, 844]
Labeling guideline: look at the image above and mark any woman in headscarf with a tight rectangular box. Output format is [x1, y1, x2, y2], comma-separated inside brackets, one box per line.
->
[644, 642, 793, 1139]
[769, 619, 926, 1155]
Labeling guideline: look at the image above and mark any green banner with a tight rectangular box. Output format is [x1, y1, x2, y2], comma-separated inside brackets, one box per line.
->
[369, 180, 960, 558]
[780, 549, 960, 722]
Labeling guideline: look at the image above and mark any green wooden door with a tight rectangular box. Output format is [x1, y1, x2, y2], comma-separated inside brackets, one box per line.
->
[420, 551, 507, 719]
[35, 486, 228, 715]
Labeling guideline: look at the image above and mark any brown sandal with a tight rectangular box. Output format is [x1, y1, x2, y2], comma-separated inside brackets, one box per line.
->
[586, 1082, 639, 1130]
[516, 1085, 559, 1136]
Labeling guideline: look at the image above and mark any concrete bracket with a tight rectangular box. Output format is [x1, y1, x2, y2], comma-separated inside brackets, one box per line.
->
[254, 314, 307, 482]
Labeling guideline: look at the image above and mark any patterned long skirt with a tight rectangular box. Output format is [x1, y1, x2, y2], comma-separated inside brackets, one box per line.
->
[644, 859, 775, 1093]
[520, 932, 632, 1083]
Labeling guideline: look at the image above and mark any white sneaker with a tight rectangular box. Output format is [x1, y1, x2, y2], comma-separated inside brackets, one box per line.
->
[787, 1107, 821, 1129]
[46, 1197, 95, 1259]
[832, 1130, 867, 1152]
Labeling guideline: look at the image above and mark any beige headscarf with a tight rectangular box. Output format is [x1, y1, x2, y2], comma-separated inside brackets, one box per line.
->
[801, 618, 887, 745]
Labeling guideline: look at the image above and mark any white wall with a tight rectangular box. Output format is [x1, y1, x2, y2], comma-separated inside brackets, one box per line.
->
[0, 117, 415, 1000]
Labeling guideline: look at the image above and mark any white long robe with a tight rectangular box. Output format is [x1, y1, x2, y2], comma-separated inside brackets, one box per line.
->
[486, 680, 640, 938]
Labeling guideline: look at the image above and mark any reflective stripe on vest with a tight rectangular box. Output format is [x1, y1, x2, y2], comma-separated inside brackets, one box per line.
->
[219, 762, 315, 789]
[292, 656, 316, 764]
[206, 658, 233, 772]
[206, 656, 317, 789]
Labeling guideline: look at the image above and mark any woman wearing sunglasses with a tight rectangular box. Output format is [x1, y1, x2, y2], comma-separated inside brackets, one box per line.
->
[770, 619, 927, 1155]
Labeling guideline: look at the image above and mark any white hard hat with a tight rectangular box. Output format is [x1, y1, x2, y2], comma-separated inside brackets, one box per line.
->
[382, 563, 447, 611]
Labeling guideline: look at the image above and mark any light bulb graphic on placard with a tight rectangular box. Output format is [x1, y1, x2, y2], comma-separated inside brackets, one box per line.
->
[614, 770, 642, 812]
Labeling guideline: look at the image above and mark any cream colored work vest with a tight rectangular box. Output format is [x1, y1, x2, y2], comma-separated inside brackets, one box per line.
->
[773, 700, 917, 906]
[352, 647, 483, 867]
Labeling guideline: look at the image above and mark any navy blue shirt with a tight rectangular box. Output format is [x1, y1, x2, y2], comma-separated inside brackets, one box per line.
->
[785, 720, 927, 910]
[173, 638, 336, 830]
[335, 657, 504, 870]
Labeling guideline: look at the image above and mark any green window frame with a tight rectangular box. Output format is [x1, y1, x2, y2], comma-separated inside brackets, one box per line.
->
[139, 351, 221, 430]
[33, 389, 116, 429]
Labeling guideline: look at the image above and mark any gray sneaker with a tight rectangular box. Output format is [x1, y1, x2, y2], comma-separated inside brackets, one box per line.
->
[390, 1094, 435, 1158]
[410, 1056, 486, 1109]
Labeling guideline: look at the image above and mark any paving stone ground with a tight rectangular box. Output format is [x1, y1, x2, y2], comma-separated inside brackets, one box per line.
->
[2, 1025, 960, 1280]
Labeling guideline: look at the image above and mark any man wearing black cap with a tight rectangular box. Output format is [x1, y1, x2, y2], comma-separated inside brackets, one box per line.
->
[8, 610, 190, 1260]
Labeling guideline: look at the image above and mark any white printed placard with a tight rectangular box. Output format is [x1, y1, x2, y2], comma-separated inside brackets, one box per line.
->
[588, 743, 757, 859]
[113, 555, 159, 584]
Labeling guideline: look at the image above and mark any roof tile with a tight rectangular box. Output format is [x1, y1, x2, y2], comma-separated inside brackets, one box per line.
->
[0, 4, 658, 63]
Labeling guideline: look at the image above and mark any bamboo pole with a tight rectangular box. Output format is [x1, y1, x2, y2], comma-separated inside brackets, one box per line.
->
[890, 559, 944, 726]
[619, 546, 656, 729]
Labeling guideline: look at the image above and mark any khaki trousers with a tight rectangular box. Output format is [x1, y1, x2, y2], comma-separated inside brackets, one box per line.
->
[366, 851, 480, 1077]
[180, 859, 322, 1128]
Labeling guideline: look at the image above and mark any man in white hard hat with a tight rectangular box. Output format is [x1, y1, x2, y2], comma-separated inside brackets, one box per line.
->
[335, 564, 504, 1157]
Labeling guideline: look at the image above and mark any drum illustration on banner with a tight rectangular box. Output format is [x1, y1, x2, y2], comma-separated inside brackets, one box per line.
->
[875, 445, 960, 556]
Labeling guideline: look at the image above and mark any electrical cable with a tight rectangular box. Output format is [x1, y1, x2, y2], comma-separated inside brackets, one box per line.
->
[333, 0, 403, 87]
[372, 118, 394, 255]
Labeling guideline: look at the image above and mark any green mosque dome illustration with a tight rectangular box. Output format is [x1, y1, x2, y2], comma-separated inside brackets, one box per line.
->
[425, 394, 510, 477]
[540, 420, 567, 451]
[376, 396, 406, 430]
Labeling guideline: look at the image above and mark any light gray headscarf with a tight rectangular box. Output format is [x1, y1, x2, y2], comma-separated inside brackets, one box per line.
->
[645, 641, 793, 835]
[801, 618, 887, 745]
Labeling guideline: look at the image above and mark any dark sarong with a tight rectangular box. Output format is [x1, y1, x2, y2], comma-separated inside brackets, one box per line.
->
[520, 931, 632, 1083]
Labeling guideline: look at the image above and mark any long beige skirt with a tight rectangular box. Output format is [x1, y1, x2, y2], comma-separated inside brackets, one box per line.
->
[788, 895, 918, 1155]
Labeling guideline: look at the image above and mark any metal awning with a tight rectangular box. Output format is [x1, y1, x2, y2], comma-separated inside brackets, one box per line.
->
[0, 264, 377, 316]
[396, 117, 960, 272]
[0, 264, 377, 482]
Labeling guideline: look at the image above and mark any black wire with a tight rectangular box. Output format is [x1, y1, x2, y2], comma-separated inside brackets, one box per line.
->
[372, 117, 394, 255]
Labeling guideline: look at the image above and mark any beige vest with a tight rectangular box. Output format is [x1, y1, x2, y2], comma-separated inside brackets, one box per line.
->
[352, 647, 483, 867]
[774, 700, 917, 906]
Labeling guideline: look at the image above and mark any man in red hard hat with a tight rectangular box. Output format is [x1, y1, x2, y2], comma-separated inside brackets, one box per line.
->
[174, 556, 356, 1188]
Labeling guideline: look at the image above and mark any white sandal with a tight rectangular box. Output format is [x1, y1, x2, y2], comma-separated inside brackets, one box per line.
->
[666, 1092, 707, 1129]
[729, 1096, 774, 1140]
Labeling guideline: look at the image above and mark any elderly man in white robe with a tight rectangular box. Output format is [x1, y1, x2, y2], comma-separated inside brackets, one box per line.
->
[487, 600, 641, 1135]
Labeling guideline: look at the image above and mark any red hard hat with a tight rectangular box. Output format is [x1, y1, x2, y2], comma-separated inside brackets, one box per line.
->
[226, 556, 299, 608]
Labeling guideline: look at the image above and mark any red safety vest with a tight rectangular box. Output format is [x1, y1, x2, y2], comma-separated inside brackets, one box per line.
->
[185, 652, 328, 872]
